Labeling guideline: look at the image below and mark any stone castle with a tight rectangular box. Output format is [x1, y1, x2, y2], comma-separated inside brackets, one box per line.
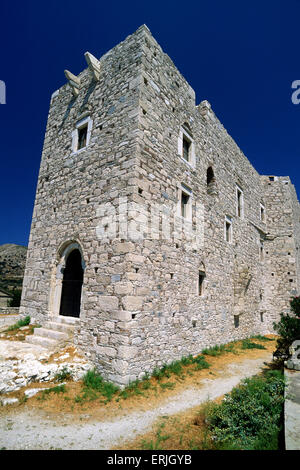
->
[20, 25, 300, 385]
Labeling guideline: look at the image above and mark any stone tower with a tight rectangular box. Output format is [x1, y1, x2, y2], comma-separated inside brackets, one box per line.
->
[20, 25, 300, 385]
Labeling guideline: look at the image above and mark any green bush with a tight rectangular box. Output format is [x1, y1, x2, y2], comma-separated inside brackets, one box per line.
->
[6, 315, 30, 331]
[290, 296, 300, 316]
[204, 370, 285, 450]
[273, 311, 300, 359]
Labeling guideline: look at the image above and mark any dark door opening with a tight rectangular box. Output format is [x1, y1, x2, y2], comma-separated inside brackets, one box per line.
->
[59, 249, 83, 318]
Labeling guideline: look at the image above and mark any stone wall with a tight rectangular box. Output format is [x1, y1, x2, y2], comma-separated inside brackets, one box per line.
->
[20, 25, 300, 385]
[0, 307, 19, 315]
[261, 176, 300, 326]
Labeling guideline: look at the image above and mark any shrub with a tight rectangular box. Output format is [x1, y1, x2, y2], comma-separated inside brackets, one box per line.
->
[273, 310, 300, 359]
[204, 370, 285, 450]
[6, 315, 30, 331]
[290, 296, 300, 316]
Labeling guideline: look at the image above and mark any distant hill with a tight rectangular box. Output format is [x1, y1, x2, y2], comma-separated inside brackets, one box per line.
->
[0, 244, 27, 291]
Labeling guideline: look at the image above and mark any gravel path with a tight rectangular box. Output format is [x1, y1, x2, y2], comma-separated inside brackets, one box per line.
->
[0, 353, 272, 450]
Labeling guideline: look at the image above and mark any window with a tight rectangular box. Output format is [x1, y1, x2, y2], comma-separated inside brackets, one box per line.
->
[259, 240, 264, 262]
[182, 135, 191, 161]
[71, 115, 93, 153]
[236, 185, 244, 218]
[181, 191, 190, 218]
[207, 167, 215, 186]
[225, 216, 233, 243]
[234, 315, 239, 328]
[177, 184, 193, 221]
[78, 125, 88, 150]
[178, 124, 195, 167]
[198, 271, 205, 296]
[260, 204, 265, 222]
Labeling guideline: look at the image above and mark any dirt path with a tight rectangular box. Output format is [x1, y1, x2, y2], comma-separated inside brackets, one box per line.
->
[0, 352, 273, 450]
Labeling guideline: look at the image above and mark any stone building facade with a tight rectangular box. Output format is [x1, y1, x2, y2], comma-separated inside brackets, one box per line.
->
[20, 25, 300, 385]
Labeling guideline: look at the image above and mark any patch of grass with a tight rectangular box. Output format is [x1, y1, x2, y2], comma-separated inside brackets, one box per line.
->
[251, 335, 274, 342]
[241, 339, 266, 350]
[193, 355, 210, 370]
[38, 384, 66, 401]
[141, 423, 171, 450]
[152, 354, 211, 382]
[201, 343, 237, 356]
[159, 381, 176, 390]
[80, 369, 119, 402]
[141, 380, 152, 390]
[6, 315, 31, 331]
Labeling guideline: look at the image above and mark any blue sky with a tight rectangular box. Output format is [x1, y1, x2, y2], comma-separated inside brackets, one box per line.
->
[0, 0, 299, 246]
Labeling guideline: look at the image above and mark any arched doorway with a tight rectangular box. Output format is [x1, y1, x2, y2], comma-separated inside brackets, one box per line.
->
[59, 249, 83, 318]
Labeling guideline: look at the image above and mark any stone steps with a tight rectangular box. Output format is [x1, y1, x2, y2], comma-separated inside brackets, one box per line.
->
[26, 316, 79, 350]
[44, 321, 76, 334]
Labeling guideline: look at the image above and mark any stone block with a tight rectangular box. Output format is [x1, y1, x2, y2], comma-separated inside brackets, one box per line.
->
[122, 296, 143, 311]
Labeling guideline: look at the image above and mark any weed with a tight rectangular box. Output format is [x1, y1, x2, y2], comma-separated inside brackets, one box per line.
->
[141, 423, 171, 450]
[38, 384, 66, 400]
[54, 366, 73, 382]
[251, 335, 274, 342]
[159, 381, 175, 390]
[141, 380, 152, 390]
[75, 369, 119, 403]
[193, 355, 210, 370]
[241, 339, 266, 350]
[6, 316, 31, 331]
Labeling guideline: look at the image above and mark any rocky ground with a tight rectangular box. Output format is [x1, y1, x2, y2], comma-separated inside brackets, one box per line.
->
[0, 340, 92, 402]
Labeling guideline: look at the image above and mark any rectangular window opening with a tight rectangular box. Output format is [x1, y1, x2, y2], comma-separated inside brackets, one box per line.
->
[260, 204, 265, 222]
[182, 136, 191, 162]
[181, 191, 190, 218]
[225, 216, 232, 243]
[234, 315, 239, 328]
[260, 241, 264, 262]
[198, 271, 205, 296]
[78, 125, 88, 150]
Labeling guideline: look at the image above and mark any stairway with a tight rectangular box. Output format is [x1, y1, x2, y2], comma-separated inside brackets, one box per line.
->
[26, 316, 79, 350]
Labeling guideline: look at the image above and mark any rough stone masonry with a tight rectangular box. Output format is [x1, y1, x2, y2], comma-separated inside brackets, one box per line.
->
[20, 25, 300, 385]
